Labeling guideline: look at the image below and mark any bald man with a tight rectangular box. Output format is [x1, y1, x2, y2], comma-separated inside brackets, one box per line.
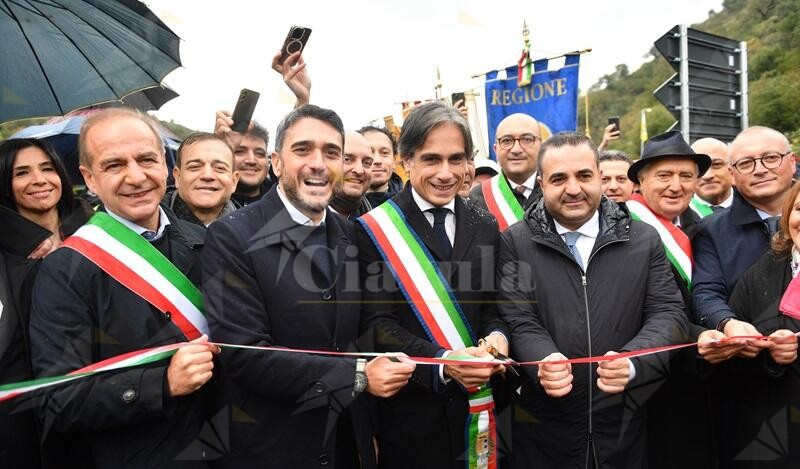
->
[693, 126, 796, 332]
[689, 138, 734, 217]
[469, 113, 543, 230]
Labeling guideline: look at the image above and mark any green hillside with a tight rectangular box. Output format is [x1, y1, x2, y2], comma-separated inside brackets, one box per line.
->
[578, 0, 800, 156]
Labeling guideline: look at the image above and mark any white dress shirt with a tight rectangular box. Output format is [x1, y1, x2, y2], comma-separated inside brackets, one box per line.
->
[411, 187, 455, 246]
[277, 184, 327, 226]
[107, 206, 171, 241]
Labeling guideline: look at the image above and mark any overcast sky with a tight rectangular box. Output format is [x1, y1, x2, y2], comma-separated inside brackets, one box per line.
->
[147, 0, 723, 145]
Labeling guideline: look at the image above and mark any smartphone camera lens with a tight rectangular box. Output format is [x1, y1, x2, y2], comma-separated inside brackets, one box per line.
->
[291, 28, 303, 39]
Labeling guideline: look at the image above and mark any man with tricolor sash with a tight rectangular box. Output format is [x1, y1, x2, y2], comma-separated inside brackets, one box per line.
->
[625, 130, 723, 468]
[498, 132, 687, 468]
[358, 101, 509, 469]
[469, 113, 543, 231]
[28, 109, 218, 468]
[203, 105, 415, 468]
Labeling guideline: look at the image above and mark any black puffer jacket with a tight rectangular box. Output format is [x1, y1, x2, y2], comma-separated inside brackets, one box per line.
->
[497, 197, 688, 469]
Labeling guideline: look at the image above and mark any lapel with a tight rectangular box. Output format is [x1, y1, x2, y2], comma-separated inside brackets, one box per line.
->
[526, 180, 543, 208]
[0, 252, 19, 360]
[161, 208, 204, 277]
[326, 213, 352, 284]
[451, 196, 478, 262]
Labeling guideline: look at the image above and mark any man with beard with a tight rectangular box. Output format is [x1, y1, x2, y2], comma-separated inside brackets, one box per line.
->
[163, 132, 239, 227]
[689, 138, 734, 217]
[360, 126, 404, 207]
[469, 113, 543, 231]
[329, 131, 374, 219]
[498, 132, 687, 468]
[214, 117, 274, 207]
[203, 105, 415, 468]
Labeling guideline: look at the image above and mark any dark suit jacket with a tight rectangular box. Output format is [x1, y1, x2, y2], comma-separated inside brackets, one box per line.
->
[692, 192, 772, 328]
[468, 172, 542, 217]
[203, 186, 363, 468]
[357, 185, 507, 469]
[29, 210, 211, 469]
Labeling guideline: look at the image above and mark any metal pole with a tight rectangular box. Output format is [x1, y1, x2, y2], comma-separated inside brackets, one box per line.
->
[739, 40, 749, 130]
[679, 24, 690, 141]
[641, 109, 645, 156]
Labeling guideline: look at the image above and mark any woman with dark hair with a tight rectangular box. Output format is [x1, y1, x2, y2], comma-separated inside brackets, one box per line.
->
[0, 138, 91, 469]
[715, 181, 800, 467]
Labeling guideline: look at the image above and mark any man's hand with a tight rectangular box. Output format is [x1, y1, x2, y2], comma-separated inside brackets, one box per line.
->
[479, 333, 509, 376]
[724, 319, 769, 358]
[597, 123, 620, 151]
[596, 351, 630, 394]
[538, 352, 573, 398]
[28, 238, 55, 259]
[167, 335, 220, 397]
[214, 110, 245, 151]
[364, 356, 415, 398]
[454, 99, 468, 120]
[444, 347, 497, 388]
[767, 329, 798, 365]
[272, 50, 311, 106]
[697, 329, 746, 364]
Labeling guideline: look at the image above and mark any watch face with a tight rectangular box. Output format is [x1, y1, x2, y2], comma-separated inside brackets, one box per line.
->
[354, 373, 368, 392]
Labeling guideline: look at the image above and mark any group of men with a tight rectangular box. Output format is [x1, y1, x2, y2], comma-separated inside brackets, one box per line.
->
[12, 57, 799, 469]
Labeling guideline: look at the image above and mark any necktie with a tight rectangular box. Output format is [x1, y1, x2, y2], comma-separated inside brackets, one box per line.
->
[710, 205, 723, 213]
[564, 231, 583, 268]
[513, 185, 527, 205]
[428, 208, 452, 260]
[142, 230, 157, 241]
[764, 216, 781, 238]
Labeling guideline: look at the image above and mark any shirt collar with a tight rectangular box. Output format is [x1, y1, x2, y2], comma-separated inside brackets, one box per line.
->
[106, 206, 171, 240]
[507, 171, 538, 192]
[755, 208, 774, 220]
[277, 183, 327, 226]
[719, 189, 734, 208]
[554, 210, 600, 239]
[411, 186, 456, 214]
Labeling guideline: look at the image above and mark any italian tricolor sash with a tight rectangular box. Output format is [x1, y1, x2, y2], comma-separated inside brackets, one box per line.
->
[689, 195, 713, 218]
[481, 173, 524, 231]
[358, 200, 497, 469]
[62, 212, 208, 340]
[626, 194, 693, 289]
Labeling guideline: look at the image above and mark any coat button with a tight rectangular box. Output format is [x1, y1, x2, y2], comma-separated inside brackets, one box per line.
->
[165, 312, 172, 321]
[322, 289, 332, 301]
[121, 388, 136, 403]
[314, 382, 326, 393]
[319, 453, 329, 466]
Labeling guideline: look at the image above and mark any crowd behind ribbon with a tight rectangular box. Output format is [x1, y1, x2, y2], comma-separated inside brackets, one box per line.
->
[0, 49, 798, 469]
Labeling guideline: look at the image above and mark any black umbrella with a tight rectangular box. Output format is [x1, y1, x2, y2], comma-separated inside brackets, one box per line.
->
[0, 0, 182, 123]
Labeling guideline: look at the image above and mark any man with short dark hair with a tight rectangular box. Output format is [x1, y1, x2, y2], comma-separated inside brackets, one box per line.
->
[689, 138, 734, 217]
[203, 105, 414, 468]
[598, 150, 634, 202]
[164, 132, 239, 227]
[214, 116, 274, 207]
[328, 130, 374, 219]
[29, 108, 217, 468]
[498, 131, 687, 468]
[358, 101, 508, 468]
[469, 113, 543, 231]
[359, 125, 404, 207]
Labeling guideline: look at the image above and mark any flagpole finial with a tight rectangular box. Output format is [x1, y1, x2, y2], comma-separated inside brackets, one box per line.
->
[522, 21, 530, 47]
[434, 65, 442, 99]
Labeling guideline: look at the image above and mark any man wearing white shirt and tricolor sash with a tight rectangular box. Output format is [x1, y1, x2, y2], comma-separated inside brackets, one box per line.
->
[689, 137, 735, 218]
[625, 130, 720, 469]
[469, 113, 543, 231]
[28, 109, 218, 468]
[358, 101, 509, 469]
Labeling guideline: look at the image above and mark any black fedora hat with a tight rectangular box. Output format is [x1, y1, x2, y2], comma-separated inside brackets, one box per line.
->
[627, 130, 712, 184]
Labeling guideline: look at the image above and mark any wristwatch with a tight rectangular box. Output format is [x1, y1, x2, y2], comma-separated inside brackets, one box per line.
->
[353, 358, 368, 396]
[716, 317, 734, 332]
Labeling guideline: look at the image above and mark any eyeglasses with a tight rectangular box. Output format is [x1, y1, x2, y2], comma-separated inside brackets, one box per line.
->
[497, 134, 540, 150]
[731, 151, 791, 174]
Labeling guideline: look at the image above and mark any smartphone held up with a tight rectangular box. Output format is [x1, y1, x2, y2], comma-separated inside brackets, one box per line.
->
[279, 25, 312, 65]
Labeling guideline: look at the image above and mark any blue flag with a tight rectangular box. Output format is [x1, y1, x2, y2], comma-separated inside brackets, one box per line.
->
[485, 54, 580, 160]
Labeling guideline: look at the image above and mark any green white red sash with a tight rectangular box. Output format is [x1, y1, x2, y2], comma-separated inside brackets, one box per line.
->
[626, 194, 693, 289]
[689, 195, 713, 218]
[481, 173, 524, 231]
[62, 212, 208, 340]
[358, 200, 497, 469]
